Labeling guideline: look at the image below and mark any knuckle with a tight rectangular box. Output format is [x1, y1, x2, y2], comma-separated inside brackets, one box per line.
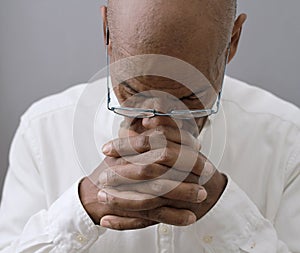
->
[106, 169, 118, 185]
[113, 221, 125, 230]
[158, 148, 172, 163]
[107, 194, 117, 205]
[151, 208, 164, 221]
[104, 157, 117, 167]
[135, 135, 150, 150]
[155, 125, 167, 135]
[136, 219, 151, 228]
[135, 196, 163, 211]
[184, 173, 199, 184]
[156, 210, 165, 221]
[187, 185, 199, 200]
[98, 170, 108, 186]
[115, 139, 123, 153]
[139, 210, 150, 219]
[103, 156, 112, 165]
[144, 149, 162, 163]
[149, 180, 164, 194]
[176, 214, 190, 225]
[138, 164, 154, 179]
[154, 208, 174, 224]
[138, 199, 152, 209]
[137, 165, 148, 179]
[174, 170, 189, 182]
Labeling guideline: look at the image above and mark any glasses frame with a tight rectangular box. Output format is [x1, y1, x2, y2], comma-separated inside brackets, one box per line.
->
[106, 42, 230, 119]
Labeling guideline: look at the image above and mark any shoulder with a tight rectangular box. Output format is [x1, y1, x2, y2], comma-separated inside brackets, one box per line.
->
[22, 84, 86, 122]
[20, 78, 107, 127]
[222, 76, 300, 128]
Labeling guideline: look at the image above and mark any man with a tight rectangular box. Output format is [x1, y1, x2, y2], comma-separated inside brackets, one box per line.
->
[0, 0, 299, 252]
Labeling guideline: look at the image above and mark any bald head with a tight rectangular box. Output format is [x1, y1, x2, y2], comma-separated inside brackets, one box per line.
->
[107, 0, 236, 59]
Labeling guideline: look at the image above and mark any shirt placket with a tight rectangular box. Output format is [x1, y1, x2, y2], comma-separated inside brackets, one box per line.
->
[156, 224, 174, 253]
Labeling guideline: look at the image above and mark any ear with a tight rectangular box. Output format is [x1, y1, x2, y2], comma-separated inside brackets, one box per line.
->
[100, 6, 112, 55]
[228, 14, 247, 63]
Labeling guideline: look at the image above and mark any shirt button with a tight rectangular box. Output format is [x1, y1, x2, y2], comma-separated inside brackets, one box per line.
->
[76, 234, 87, 244]
[203, 235, 213, 244]
[159, 224, 170, 235]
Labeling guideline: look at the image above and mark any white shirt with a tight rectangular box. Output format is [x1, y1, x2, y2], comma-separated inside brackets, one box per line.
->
[0, 76, 299, 253]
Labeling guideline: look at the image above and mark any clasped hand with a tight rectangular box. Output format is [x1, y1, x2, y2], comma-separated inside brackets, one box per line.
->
[79, 123, 227, 230]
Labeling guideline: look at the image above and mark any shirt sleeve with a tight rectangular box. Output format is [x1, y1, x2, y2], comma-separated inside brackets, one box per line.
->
[195, 147, 300, 253]
[0, 118, 106, 253]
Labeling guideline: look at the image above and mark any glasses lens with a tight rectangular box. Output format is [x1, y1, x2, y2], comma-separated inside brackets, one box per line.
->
[190, 110, 211, 118]
[171, 110, 211, 119]
[114, 108, 155, 118]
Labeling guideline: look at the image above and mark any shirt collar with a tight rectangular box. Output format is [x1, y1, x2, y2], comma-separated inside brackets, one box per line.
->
[197, 100, 226, 169]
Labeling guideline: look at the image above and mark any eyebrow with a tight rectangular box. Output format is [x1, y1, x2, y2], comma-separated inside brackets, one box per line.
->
[180, 86, 210, 100]
[120, 81, 139, 93]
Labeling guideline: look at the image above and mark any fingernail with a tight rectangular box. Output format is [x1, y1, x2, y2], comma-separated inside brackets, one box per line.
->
[102, 143, 112, 154]
[100, 218, 112, 228]
[187, 214, 197, 225]
[197, 188, 207, 202]
[98, 191, 107, 202]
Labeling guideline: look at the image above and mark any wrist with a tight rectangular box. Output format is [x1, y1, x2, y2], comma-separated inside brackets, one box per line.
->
[201, 171, 227, 215]
[79, 177, 102, 224]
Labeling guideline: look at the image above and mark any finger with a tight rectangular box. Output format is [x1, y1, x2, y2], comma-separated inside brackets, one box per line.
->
[87, 157, 129, 185]
[198, 157, 216, 185]
[116, 179, 207, 203]
[99, 164, 199, 186]
[118, 117, 200, 149]
[142, 125, 201, 151]
[129, 146, 204, 176]
[118, 119, 140, 138]
[99, 163, 167, 186]
[140, 206, 196, 226]
[102, 134, 167, 157]
[104, 125, 201, 158]
[164, 148, 207, 177]
[102, 156, 129, 167]
[103, 150, 208, 178]
[98, 188, 169, 211]
[100, 215, 157, 230]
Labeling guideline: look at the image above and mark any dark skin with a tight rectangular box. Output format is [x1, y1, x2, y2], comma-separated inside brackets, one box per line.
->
[79, 0, 247, 230]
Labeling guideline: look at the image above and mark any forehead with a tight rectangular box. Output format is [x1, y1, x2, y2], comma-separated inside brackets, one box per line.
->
[108, 0, 230, 97]
[110, 2, 218, 47]
[110, 54, 216, 98]
[109, 1, 228, 77]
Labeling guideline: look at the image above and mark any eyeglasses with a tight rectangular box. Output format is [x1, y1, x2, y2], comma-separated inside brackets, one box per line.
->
[106, 46, 229, 120]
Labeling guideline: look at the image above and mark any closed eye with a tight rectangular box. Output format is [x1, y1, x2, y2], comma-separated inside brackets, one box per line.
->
[121, 81, 138, 95]
[181, 93, 205, 101]
[121, 81, 150, 98]
[180, 86, 210, 101]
